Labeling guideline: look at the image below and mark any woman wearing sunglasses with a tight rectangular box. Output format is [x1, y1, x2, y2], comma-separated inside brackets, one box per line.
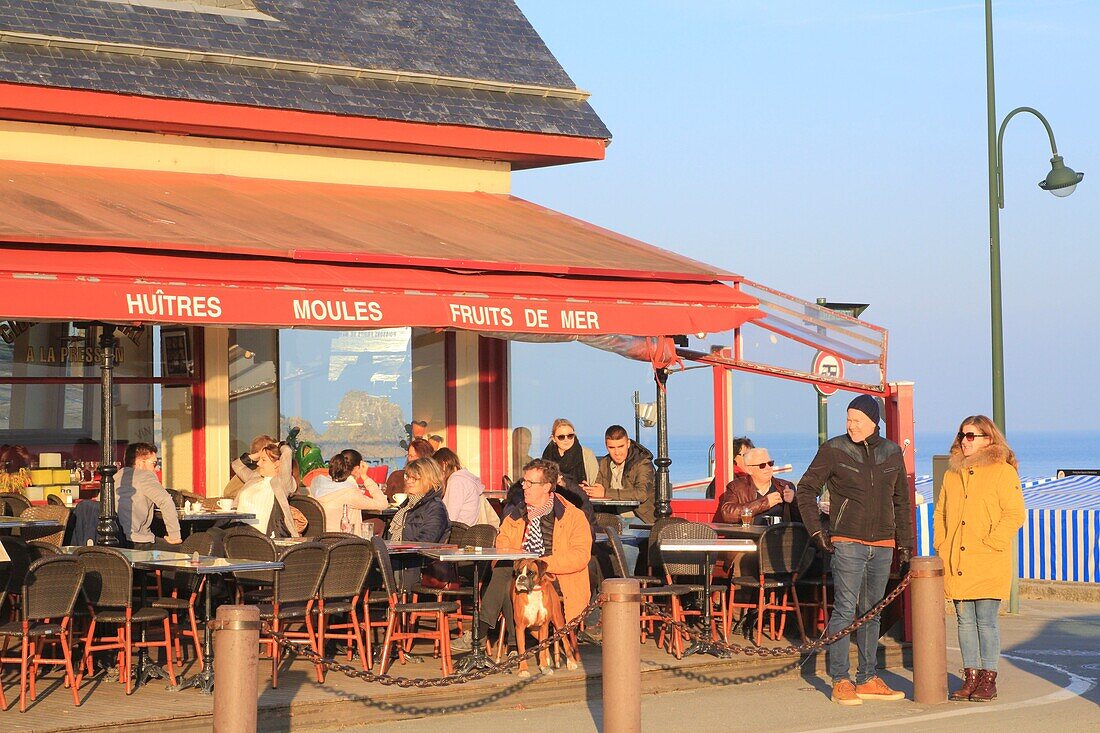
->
[540, 418, 598, 486]
[934, 415, 1025, 703]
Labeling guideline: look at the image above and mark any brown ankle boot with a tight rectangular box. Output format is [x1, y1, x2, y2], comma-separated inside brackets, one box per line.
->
[969, 669, 998, 701]
[950, 668, 980, 701]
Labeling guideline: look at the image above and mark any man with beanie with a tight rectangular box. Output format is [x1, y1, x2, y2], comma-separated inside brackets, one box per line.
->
[796, 394, 913, 706]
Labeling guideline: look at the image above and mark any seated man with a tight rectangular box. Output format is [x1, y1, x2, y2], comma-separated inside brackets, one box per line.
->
[584, 424, 656, 523]
[116, 442, 182, 549]
[453, 459, 593, 651]
[717, 447, 801, 525]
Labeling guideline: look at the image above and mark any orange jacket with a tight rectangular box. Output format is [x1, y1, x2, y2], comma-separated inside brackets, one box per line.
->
[496, 495, 593, 623]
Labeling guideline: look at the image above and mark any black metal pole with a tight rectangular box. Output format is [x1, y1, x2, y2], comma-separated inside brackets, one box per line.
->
[96, 326, 120, 547]
[653, 368, 672, 519]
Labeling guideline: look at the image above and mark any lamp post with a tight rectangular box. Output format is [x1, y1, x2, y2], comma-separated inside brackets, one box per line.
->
[985, 0, 1082, 612]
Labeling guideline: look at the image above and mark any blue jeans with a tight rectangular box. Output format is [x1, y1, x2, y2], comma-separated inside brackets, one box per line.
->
[955, 599, 1001, 671]
[826, 542, 894, 684]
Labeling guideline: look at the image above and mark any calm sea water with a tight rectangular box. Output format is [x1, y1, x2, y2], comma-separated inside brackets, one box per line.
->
[657, 430, 1100, 494]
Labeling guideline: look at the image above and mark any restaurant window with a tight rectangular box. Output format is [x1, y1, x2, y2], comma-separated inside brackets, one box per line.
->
[278, 328, 411, 469]
[228, 329, 279, 461]
[0, 321, 199, 490]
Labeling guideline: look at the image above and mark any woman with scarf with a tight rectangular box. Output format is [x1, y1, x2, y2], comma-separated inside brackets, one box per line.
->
[540, 418, 598, 486]
[934, 415, 1025, 703]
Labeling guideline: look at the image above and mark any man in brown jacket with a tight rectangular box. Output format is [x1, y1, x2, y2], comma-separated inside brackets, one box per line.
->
[584, 424, 655, 523]
[716, 447, 800, 525]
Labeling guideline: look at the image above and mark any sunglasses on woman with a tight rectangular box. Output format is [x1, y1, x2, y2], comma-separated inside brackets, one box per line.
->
[554, 433, 575, 441]
[957, 432, 989, 442]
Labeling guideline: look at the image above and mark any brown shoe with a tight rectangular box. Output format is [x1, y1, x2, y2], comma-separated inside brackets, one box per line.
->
[950, 668, 980, 701]
[831, 679, 862, 706]
[969, 670, 998, 702]
[855, 676, 905, 700]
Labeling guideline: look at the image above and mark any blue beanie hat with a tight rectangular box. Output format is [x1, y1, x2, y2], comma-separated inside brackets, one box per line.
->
[848, 394, 880, 424]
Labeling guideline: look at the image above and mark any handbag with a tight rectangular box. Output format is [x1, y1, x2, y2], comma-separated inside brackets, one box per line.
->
[420, 560, 460, 590]
[475, 496, 501, 528]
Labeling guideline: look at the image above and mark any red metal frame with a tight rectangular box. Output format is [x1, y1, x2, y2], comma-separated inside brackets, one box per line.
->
[477, 337, 508, 492]
[884, 381, 916, 642]
[444, 332, 458, 451]
[190, 327, 206, 496]
[0, 83, 607, 169]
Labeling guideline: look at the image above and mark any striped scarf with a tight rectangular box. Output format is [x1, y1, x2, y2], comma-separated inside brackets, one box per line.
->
[522, 496, 555, 555]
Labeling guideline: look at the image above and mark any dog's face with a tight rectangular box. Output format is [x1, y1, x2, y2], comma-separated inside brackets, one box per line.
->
[513, 558, 549, 594]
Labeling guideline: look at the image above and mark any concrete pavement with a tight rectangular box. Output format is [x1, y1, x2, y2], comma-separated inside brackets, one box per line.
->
[336, 599, 1099, 733]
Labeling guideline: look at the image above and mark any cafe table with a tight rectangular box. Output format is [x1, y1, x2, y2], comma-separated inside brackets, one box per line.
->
[419, 547, 536, 672]
[154, 556, 285, 694]
[0, 517, 62, 528]
[707, 522, 767, 540]
[659, 538, 757, 658]
[590, 499, 640, 512]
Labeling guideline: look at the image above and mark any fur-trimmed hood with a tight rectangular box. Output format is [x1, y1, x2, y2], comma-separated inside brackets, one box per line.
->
[948, 443, 1012, 473]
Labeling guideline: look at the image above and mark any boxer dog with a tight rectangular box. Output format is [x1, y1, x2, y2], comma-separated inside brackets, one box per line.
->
[511, 558, 579, 678]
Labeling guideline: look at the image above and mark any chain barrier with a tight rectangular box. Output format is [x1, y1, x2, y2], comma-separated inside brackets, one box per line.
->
[263, 596, 601, 688]
[643, 572, 912, 658]
[262, 572, 910, 686]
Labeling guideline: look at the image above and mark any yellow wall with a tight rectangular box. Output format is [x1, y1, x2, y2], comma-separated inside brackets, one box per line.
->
[0, 120, 511, 193]
[203, 328, 231, 496]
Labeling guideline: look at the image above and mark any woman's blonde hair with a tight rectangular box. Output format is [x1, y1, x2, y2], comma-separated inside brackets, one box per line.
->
[404, 456, 444, 494]
[550, 418, 575, 439]
[950, 414, 1017, 469]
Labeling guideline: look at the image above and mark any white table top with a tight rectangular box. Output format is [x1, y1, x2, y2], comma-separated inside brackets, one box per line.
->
[421, 548, 537, 563]
[661, 539, 757, 553]
[147, 557, 284, 574]
[0, 517, 62, 528]
[176, 511, 256, 522]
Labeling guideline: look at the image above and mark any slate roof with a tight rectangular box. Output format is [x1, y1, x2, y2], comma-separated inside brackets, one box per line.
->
[0, 0, 610, 140]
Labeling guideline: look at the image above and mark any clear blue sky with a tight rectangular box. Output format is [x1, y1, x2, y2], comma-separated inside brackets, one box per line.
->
[509, 0, 1099, 442]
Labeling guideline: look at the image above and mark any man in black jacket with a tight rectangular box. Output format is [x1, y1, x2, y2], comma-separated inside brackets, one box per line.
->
[795, 394, 913, 706]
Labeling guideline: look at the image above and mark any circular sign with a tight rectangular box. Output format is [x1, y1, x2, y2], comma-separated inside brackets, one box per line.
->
[812, 351, 843, 397]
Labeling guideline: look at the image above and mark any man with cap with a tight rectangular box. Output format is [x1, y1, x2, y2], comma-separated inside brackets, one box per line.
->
[795, 394, 913, 706]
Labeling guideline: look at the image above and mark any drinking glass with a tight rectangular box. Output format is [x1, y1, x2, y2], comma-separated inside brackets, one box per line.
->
[740, 507, 753, 528]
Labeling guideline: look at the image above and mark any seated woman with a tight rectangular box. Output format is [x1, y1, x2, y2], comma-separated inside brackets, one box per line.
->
[433, 447, 484, 526]
[386, 457, 450, 544]
[310, 449, 388, 534]
[232, 442, 299, 538]
[385, 437, 436, 499]
[540, 418, 598, 486]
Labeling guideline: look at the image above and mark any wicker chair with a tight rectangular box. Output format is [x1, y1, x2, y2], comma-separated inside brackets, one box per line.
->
[288, 495, 326, 537]
[0, 555, 85, 712]
[413, 523, 496, 635]
[659, 521, 730, 644]
[17, 505, 70, 547]
[315, 538, 373, 677]
[646, 516, 688, 580]
[0, 493, 32, 518]
[257, 542, 328, 688]
[75, 546, 177, 693]
[604, 525, 693, 658]
[222, 526, 277, 602]
[152, 531, 214, 669]
[46, 494, 67, 507]
[0, 536, 31, 621]
[371, 536, 457, 676]
[727, 522, 813, 645]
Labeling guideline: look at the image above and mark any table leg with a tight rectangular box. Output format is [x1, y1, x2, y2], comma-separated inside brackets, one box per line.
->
[682, 551, 731, 659]
[169, 576, 215, 694]
[453, 562, 497, 673]
[135, 568, 170, 687]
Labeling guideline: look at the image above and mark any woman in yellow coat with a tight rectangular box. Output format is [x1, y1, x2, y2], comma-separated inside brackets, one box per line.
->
[934, 415, 1025, 703]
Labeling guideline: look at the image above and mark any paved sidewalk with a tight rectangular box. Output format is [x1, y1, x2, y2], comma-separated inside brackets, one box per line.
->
[337, 600, 1100, 733]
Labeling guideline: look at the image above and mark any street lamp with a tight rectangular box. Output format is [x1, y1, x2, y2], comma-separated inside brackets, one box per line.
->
[985, 0, 1082, 612]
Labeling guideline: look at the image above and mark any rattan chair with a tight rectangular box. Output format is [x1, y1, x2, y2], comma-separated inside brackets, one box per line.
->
[288, 495, 326, 537]
[46, 494, 66, 507]
[0, 493, 32, 518]
[794, 549, 833, 634]
[604, 525, 693, 658]
[257, 542, 328, 688]
[152, 531, 214, 669]
[315, 538, 373, 677]
[17, 505, 70, 547]
[0, 536, 31, 622]
[222, 526, 277, 602]
[0, 555, 85, 712]
[659, 521, 730, 644]
[646, 516, 688, 580]
[371, 536, 457, 676]
[727, 522, 813, 646]
[75, 546, 177, 693]
[412, 523, 496, 636]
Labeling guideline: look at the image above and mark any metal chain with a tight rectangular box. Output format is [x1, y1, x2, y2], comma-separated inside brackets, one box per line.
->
[263, 597, 602, 688]
[642, 572, 912, 658]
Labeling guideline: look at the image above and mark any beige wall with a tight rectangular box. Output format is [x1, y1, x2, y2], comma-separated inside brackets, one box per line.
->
[0, 120, 511, 193]
[203, 327, 230, 497]
[451, 331, 482, 478]
[411, 329, 447, 450]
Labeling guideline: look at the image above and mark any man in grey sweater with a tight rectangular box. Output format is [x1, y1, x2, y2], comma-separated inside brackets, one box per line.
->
[116, 442, 182, 548]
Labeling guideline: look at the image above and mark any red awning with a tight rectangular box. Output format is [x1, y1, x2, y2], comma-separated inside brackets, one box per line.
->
[0, 161, 761, 336]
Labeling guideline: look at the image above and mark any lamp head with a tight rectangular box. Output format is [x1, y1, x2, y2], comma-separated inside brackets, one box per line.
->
[1039, 155, 1084, 198]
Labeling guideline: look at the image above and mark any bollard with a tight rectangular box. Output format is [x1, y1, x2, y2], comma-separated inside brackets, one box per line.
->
[601, 578, 641, 733]
[910, 556, 947, 703]
[213, 605, 261, 733]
